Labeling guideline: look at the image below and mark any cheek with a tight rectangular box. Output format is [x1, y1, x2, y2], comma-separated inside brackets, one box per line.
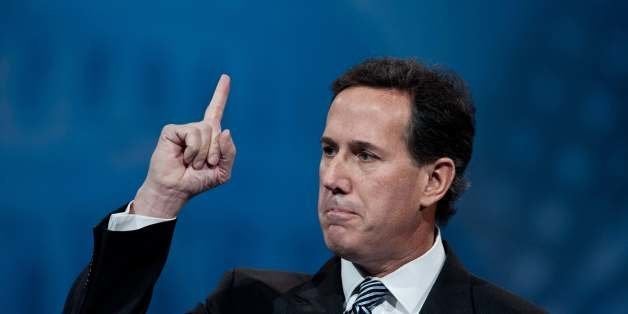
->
[317, 159, 326, 210]
[361, 170, 422, 221]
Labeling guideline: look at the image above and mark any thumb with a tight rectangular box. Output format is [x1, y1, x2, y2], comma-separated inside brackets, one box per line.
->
[218, 129, 236, 173]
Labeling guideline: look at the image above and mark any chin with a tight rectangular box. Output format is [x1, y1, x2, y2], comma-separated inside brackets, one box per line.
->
[322, 225, 359, 258]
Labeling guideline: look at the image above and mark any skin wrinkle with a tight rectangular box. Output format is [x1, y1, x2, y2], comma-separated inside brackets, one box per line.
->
[317, 86, 443, 277]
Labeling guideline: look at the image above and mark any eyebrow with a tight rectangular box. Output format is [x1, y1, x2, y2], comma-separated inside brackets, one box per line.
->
[320, 136, 382, 152]
[320, 136, 336, 146]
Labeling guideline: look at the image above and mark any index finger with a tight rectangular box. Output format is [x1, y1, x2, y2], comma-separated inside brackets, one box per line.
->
[203, 74, 231, 123]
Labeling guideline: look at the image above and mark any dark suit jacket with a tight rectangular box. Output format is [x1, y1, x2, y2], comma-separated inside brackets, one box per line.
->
[64, 207, 546, 314]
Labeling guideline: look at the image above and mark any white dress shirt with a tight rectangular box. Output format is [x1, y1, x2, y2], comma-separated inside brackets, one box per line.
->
[107, 201, 175, 231]
[341, 229, 445, 314]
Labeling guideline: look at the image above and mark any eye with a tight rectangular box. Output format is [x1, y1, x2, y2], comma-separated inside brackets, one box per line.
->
[322, 145, 337, 157]
[356, 150, 378, 162]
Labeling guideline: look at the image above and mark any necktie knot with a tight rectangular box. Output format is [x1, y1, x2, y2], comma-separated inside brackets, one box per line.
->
[344, 277, 389, 314]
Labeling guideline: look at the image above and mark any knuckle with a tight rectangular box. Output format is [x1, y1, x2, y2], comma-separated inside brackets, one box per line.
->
[162, 123, 176, 133]
[199, 122, 212, 133]
[186, 123, 198, 133]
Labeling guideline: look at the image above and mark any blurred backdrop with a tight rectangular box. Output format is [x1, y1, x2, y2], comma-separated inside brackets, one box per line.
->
[1, 0, 627, 313]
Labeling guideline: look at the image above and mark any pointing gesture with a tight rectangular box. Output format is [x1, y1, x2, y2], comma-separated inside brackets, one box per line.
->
[133, 75, 236, 219]
[204, 74, 230, 122]
[204, 74, 230, 166]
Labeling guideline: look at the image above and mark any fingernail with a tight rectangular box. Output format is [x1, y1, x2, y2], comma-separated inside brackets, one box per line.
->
[194, 160, 204, 169]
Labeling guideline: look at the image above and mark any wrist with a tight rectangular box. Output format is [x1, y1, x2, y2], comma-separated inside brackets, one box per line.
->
[133, 182, 188, 219]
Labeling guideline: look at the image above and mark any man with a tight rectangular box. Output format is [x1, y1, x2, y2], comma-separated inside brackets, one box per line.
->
[64, 58, 545, 313]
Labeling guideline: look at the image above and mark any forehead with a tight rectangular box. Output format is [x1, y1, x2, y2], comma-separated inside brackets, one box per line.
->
[324, 86, 412, 143]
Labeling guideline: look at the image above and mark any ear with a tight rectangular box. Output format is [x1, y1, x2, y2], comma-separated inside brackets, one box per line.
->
[419, 157, 456, 208]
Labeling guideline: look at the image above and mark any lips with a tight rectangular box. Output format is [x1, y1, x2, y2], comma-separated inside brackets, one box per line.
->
[324, 207, 358, 223]
[326, 207, 355, 214]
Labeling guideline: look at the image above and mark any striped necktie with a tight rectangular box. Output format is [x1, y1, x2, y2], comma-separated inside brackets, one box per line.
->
[344, 277, 389, 314]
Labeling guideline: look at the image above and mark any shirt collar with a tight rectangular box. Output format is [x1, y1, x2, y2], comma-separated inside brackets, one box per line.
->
[341, 228, 446, 313]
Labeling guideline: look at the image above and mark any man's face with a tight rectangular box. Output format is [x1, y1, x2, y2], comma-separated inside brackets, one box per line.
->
[318, 86, 430, 263]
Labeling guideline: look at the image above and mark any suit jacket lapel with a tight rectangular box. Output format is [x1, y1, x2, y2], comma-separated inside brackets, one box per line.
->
[278, 256, 345, 314]
[277, 241, 475, 314]
[420, 241, 474, 314]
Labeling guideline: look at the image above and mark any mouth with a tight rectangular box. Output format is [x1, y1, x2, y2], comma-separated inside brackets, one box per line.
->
[324, 207, 358, 223]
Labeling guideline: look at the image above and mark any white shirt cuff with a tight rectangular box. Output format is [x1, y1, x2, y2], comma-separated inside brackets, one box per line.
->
[107, 201, 176, 231]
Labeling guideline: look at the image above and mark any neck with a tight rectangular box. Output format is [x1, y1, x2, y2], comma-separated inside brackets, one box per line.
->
[356, 223, 436, 277]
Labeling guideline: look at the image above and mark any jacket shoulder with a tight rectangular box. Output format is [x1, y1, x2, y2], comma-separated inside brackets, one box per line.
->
[231, 268, 312, 294]
[190, 268, 311, 313]
[469, 275, 546, 314]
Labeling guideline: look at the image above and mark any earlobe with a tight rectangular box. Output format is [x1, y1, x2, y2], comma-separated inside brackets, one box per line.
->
[420, 158, 456, 208]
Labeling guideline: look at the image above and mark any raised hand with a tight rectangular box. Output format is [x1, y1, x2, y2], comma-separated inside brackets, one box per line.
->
[132, 74, 236, 218]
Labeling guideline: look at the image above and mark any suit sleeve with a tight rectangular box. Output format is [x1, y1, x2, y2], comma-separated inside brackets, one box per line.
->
[63, 205, 177, 314]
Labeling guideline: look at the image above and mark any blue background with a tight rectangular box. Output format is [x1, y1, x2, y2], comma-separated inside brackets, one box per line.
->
[1, 1, 627, 313]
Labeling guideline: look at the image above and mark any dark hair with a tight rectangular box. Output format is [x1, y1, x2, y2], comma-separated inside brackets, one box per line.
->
[331, 58, 475, 225]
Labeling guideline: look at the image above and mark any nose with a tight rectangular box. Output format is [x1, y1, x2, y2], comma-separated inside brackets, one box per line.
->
[320, 157, 352, 195]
